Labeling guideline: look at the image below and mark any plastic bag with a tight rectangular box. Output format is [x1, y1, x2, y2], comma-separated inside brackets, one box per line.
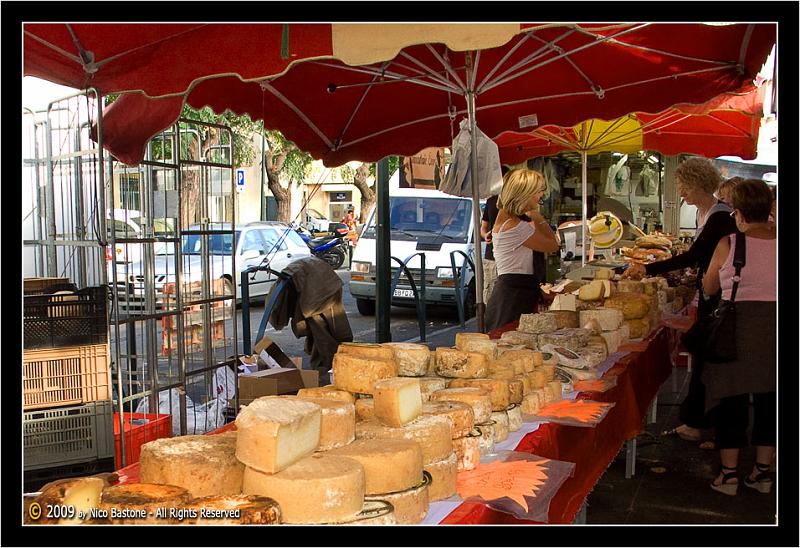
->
[440, 119, 503, 199]
[212, 364, 238, 402]
[455, 450, 575, 522]
[135, 387, 227, 436]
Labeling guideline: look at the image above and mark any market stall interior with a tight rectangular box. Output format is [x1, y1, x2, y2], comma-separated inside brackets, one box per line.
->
[20, 22, 777, 527]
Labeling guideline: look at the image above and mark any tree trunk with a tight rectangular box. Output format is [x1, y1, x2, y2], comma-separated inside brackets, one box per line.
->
[265, 142, 293, 222]
[180, 127, 221, 226]
[352, 163, 375, 223]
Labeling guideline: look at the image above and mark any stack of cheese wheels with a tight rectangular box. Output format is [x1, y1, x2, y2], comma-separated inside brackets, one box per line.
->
[518, 313, 558, 335]
[421, 400, 476, 471]
[355, 415, 452, 466]
[297, 385, 356, 404]
[288, 396, 356, 450]
[236, 396, 365, 524]
[182, 495, 282, 525]
[328, 438, 426, 524]
[429, 387, 492, 424]
[33, 476, 107, 524]
[457, 337, 498, 362]
[506, 404, 523, 432]
[489, 410, 510, 442]
[521, 390, 545, 415]
[447, 378, 510, 412]
[100, 483, 192, 524]
[139, 434, 244, 497]
[423, 452, 458, 501]
[381, 342, 431, 377]
[472, 423, 496, 455]
[333, 343, 399, 395]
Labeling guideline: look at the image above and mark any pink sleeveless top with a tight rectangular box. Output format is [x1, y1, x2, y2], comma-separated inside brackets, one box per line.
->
[719, 234, 776, 302]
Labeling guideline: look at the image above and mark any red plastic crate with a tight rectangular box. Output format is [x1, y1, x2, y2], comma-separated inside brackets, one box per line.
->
[113, 412, 172, 467]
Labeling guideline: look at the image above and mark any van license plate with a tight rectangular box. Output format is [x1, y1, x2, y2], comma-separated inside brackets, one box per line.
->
[393, 289, 415, 298]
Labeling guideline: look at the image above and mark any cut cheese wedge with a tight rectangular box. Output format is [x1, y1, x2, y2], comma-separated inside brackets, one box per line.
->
[290, 396, 356, 450]
[373, 377, 422, 427]
[235, 396, 322, 474]
[35, 476, 106, 524]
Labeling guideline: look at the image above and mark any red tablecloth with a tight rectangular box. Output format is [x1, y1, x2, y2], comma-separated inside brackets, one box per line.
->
[440, 324, 673, 524]
[116, 326, 673, 525]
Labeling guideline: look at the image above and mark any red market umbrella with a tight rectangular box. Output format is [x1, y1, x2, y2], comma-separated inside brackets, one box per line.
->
[24, 22, 776, 330]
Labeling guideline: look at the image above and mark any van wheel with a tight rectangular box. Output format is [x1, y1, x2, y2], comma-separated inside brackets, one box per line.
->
[356, 298, 376, 316]
[463, 280, 477, 320]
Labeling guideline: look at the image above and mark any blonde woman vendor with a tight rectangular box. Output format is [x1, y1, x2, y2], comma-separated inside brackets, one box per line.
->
[485, 169, 559, 332]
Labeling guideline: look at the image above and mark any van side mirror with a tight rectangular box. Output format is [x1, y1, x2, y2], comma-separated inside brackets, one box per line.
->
[241, 249, 260, 260]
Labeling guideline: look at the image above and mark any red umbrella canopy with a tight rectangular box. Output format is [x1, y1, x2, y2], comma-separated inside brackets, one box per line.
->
[495, 83, 767, 164]
[34, 23, 774, 166]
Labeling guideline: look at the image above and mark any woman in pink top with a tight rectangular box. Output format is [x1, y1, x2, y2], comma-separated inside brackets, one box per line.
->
[702, 179, 777, 496]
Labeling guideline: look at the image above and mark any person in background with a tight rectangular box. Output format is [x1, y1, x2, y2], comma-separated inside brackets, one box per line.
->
[480, 166, 510, 304]
[485, 169, 559, 332]
[716, 176, 745, 207]
[701, 179, 776, 496]
[625, 157, 736, 447]
[343, 207, 358, 246]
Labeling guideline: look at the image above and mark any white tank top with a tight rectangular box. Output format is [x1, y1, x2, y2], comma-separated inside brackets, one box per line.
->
[492, 219, 535, 275]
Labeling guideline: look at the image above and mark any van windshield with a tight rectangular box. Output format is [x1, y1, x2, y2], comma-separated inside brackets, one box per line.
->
[363, 197, 472, 243]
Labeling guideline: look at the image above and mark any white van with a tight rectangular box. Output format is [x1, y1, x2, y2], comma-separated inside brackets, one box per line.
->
[349, 174, 481, 316]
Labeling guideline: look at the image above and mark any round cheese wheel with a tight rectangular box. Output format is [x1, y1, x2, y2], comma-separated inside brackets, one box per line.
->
[423, 452, 458, 501]
[355, 415, 453, 465]
[460, 338, 499, 361]
[521, 392, 543, 415]
[235, 397, 322, 474]
[429, 387, 492, 424]
[364, 472, 430, 524]
[337, 499, 397, 525]
[506, 404, 523, 432]
[382, 342, 431, 377]
[354, 397, 376, 421]
[540, 364, 556, 381]
[515, 374, 532, 395]
[454, 332, 490, 350]
[418, 377, 448, 402]
[139, 434, 244, 498]
[487, 361, 516, 380]
[100, 483, 191, 524]
[452, 434, 481, 471]
[297, 385, 356, 404]
[490, 411, 509, 442]
[338, 342, 397, 361]
[182, 495, 282, 525]
[421, 401, 474, 438]
[473, 423, 496, 455]
[531, 351, 544, 367]
[604, 293, 650, 320]
[291, 396, 356, 450]
[447, 378, 510, 411]
[327, 438, 423, 495]
[543, 310, 579, 329]
[508, 379, 524, 404]
[332, 353, 398, 395]
[242, 454, 365, 524]
[527, 369, 547, 389]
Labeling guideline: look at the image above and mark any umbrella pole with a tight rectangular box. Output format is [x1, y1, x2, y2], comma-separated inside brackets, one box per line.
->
[581, 150, 588, 266]
[466, 90, 486, 332]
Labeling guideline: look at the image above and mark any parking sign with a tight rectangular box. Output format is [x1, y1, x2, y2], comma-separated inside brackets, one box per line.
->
[236, 169, 245, 193]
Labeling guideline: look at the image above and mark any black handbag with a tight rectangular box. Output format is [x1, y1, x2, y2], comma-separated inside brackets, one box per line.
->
[680, 232, 745, 363]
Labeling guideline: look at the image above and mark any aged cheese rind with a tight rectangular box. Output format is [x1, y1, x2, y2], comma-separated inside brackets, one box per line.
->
[499, 330, 540, 349]
[332, 353, 399, 395]
[599, 329, 624, 354]
[473, 422, 496, 455]
[242, 454, 365, 524]
[35, 477, 106, 524]
[373, 377, 422, 427]
[327, 438, 423, 495]
[617, 279, 644, 294]
[182, 495, 282, 525]
[423, 453, 458, 501]
[364, 476, 429, 524]
[452, 435, 481, 471]
[418, 376, 448, 402]
[526, 369, 547, 389]
[100, 483, 191, 524]
[487, 361, 517, 380]
[508, 379, 524, 404]
[516, 374, 532, 395]
[382, 343, 431, 377]
[454, 332, 490, 351]
[430, 387, 492, 424]
[541, 310, 579, 329]
[297, 385, 356, 404]
[489, 411, 509, 442]
[496, 348, 538, 374]
[235, 397, 322, 474]
[545, 380, 563, 402]
[506, 404, 523, 432]
[521, 392, 544, 415]
[338, 342, 397, 361]
[341, 500, 397, 525]
[434, 348, 488, 378]
[139, 434, 244, 497]
[624, 318, 650, 339]
[537, 328, 591, 352]
[421, 401, 475, 438]
[291, 396, 356, 450]
[447, 378, 510, 411]
[355, 415, 453, 465]
[354, 397, 376, 421]
[603, 293, 651, 320]
[518, 313, 558, 334]
[460, 338, 499, 362]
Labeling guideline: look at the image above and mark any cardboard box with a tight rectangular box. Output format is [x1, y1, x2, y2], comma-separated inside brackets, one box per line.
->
[234, 357, 318, 407]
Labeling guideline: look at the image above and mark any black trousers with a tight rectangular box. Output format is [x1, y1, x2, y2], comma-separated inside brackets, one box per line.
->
[713, 391, 776, 449]
[485, 274, 540, 333]
[679, 290, 721, 429]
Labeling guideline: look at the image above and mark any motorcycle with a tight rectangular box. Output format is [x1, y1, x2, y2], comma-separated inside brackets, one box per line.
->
[290, 222, 349, 270]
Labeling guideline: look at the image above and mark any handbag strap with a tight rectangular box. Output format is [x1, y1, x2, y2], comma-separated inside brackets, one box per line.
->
[729, 231, 746, 302]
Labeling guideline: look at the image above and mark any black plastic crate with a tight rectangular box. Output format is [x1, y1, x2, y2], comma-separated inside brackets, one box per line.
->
[24, 286, 108, 349]
[23, 457, 116, 493]
[24, 400, 115, 471]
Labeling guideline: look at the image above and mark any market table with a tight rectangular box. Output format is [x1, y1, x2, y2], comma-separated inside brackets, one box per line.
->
[114, 324, 673, 525]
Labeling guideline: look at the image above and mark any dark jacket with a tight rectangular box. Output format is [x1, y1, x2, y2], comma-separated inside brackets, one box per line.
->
[267, 256, 353, 374]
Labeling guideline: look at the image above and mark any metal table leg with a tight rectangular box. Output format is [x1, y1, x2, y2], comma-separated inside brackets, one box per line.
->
[625, 438, 637, 479]
[648, 395, 658, 424]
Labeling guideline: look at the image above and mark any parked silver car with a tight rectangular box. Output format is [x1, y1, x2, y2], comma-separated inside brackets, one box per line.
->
[112, 222, 311, 307]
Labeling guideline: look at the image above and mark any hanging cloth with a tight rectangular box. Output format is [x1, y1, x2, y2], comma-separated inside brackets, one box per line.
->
[440, 119, 503, 199]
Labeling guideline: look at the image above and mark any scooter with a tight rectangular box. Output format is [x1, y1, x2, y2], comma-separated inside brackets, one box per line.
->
[290, 223, 348, 270]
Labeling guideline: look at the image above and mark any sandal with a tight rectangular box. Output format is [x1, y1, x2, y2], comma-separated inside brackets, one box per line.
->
[710, 465, 739, 496]
[744, 462, 773, 494]
[698, 441, 715, 450]
[661, 425, 702, 442]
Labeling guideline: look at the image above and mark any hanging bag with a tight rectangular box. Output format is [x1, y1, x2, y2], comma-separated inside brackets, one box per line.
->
[680, 232, 745, 363]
